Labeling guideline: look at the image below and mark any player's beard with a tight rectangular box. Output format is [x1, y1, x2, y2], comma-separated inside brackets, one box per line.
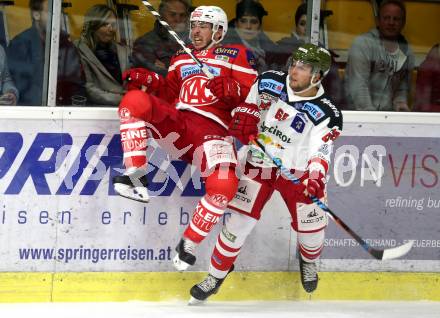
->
[289, 77, 309, 93]
[292, 83, 309, 93]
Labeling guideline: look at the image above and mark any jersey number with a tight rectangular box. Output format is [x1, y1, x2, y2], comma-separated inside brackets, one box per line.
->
[322, 128, 341, 142]
[274, 108, 289, 121]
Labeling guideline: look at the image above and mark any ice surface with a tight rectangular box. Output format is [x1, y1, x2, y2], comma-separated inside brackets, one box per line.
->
[0, 301, 439, 318]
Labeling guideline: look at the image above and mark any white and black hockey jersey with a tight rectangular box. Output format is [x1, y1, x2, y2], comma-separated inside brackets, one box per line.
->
[246, 70, 343, 175]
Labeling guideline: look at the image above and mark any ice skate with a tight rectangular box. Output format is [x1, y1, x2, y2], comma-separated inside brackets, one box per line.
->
[188, 264, 235, 305]
[113, 169, 149, 203]
[172, 238, 197, 271]
[299, 258, 318, 293]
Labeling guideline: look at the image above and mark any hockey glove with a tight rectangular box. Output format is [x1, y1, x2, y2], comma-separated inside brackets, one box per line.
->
[123, 68, 162, 92]
[206, 76, 242, 106]
[305, 170, 326, 199]
[228, 103, 260, 144]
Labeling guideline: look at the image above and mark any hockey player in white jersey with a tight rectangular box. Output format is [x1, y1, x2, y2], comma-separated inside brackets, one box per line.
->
[189, 43, 343, 304]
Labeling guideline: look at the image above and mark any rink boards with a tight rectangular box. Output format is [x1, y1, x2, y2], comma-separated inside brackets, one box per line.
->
[0, 107, 439, 302]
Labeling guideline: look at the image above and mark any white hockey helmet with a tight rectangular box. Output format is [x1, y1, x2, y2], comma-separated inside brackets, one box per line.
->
[190, 6, 228, 44]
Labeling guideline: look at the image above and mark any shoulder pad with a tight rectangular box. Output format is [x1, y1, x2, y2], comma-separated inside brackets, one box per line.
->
[299, 96, 343, 130]
[261, 70, 287, 78]
[257, 71, 288, 97]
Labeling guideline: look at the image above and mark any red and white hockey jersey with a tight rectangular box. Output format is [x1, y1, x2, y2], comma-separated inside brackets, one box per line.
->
[247, 70, 343, 175]
[158, 44, 258, 128]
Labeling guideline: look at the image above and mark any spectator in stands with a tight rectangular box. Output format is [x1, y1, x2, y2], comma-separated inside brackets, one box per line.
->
[276, 3, 346, 108]
[223, 0, 276, 73]
[228, 0, 260, 27]
[75, 4, 131, 106]
[276, 2, 307, 62]
[7, 0, 85, 106]
[0, 45, 18, 105]
[132, 0, 190, 77]
[414, 43, 440, 112]
[345, 0, 414, 111]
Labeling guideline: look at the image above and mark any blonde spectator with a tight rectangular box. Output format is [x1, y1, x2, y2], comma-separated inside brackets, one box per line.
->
[75, 4, 131, 106]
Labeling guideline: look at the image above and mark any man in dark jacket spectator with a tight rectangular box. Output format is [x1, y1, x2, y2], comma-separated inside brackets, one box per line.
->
[7, 0, 85, 106]
[345, 0, 414, 111]
[132, 0, 190, 77]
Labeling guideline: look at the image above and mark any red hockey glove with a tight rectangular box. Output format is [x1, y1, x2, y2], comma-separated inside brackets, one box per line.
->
[123, 68, 162, 92]
[228, 103, 260, 144]
[206, 76, 241, 106]
[305, 170, 326, 199]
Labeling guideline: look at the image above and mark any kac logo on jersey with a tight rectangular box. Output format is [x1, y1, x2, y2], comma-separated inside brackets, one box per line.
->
[259, 79, 284, 94]
[301, 102, 324, 120]
[291, 114, 306, 133]
[180, 75, 217, 106]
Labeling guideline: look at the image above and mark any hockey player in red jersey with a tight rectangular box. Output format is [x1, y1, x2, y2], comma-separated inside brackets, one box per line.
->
[189, 43, 343, 304]
[112, 6, 258, 271]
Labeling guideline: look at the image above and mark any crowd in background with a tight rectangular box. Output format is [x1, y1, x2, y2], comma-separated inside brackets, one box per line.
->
[0, 0, 438, 111]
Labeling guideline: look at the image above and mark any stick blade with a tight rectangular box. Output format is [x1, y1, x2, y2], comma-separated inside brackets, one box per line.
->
[380, 240, 414, 260]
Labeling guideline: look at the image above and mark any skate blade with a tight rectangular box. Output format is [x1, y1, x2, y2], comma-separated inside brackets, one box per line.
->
[114, 183, 149, 203]
[172, 254, 191, 271]
[188, 296, 206, 306]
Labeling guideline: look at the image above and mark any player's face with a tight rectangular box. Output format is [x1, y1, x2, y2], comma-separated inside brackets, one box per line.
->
[377, 4, 405, 40]
[163, 0, 188, 33]
[94, 13, 117, 44]
[288, 60, 315, 92]
[190, 21, 214, 50]
[235, 15, 261, 41]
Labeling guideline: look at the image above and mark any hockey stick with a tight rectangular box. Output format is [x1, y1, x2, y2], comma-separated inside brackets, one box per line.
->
[249, 136, 414, 260]
[141, 0, 215, 79]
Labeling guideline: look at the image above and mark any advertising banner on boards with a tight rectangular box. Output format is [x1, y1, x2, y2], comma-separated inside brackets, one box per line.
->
[324, 136, 440, 262]
[0, 114, 438, 272]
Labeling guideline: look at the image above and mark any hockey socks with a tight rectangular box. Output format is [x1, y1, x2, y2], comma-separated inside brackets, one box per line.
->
[119, 116, 148, 169]
[298, 230, 324, 262]
[203, 212, 257, 278]
[184, 194, 228, 243]
[208, 233, 241, 279]
[113, 117, 150, 202]
[173, 194, 228, 271]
